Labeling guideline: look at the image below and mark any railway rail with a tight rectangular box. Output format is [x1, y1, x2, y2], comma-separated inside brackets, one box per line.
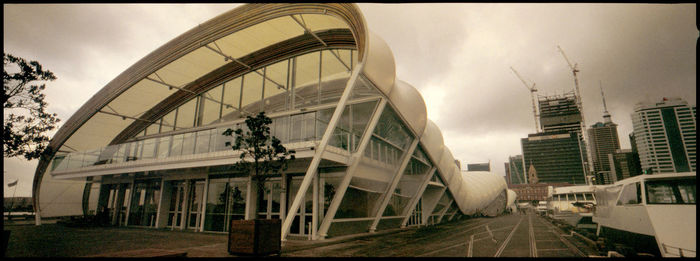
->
[284, 211, 595, 257]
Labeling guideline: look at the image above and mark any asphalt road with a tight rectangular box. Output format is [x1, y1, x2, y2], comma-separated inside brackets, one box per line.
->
[284, 210, 599, 257]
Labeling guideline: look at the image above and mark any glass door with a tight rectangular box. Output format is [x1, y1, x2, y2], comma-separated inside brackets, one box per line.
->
[187, 180, 205, 230]
[128, 179, 161, 227]
[105, 184, 118, 225]
[257, 179, 282, 220]
[289, 177, 313, 236]
[105, 183, 130, 226]
[167, 181, 185, 229]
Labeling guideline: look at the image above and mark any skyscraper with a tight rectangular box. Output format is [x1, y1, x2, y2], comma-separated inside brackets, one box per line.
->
[631, 97, 696, 173]
[588, 87, 621, 184]
[506, 155, 526, 185]
[589, 123, 620, 173]
[608, 149, 642, 182]
[520, 91, 588, 185]
[521, 131, 587, 184]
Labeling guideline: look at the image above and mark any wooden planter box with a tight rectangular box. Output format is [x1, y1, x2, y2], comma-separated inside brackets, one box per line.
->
[228, 219, 281, 256]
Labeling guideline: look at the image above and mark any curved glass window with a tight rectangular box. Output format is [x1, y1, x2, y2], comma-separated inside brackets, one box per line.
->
[221, 78, 242, 121]
[263, 60, 289, 113]
[241, 70, 264, 114]
[175, 98, 197, 130]
[135, 48, 355, 139]
[200, 85, 223, 126]
[293, 52, 320, 109]
[161, 110, 176, 133]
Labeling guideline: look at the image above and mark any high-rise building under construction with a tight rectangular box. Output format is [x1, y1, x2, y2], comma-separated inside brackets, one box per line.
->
[538, 91, 582, 134]
[521, 91, 588, 185]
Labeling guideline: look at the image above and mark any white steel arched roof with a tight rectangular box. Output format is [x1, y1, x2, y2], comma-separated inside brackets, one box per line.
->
[34, 3, 368, 217]
[34, 3, 512, 220]
[389, 80, 428, 138]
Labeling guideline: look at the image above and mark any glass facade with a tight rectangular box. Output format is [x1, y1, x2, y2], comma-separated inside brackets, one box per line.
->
[204, 178, 248, 232]
[36, 5, 513, 244]
[127, 179, 161, 227]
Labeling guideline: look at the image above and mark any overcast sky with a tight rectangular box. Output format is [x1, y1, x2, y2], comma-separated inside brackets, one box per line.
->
[4, 4, 697, 197]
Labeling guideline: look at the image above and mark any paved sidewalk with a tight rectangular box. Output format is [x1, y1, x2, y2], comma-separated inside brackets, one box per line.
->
[3, 220, 409, 257]
[5, 215, 593, 258]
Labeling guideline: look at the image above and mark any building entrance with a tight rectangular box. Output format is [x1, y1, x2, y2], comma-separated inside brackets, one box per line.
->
[167, 181, 186, 229]
[186, 180, 205, 230]
[289, 177, 313, 236]
[103, 183, 131, 226]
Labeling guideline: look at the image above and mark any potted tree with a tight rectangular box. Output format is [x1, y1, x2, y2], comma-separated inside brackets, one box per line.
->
[223, 111, 294, 256]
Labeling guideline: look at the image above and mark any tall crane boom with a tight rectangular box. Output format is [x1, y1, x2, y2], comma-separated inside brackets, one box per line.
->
[557, 45, 595, 184]
[510, 67, 540, 133]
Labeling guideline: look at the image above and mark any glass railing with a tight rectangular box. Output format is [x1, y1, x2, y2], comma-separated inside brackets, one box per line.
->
[52, 99, 380, 173]
[52, 112, 337, 173]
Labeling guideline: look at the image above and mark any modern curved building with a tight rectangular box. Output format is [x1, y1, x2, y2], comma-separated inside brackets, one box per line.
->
[33, 3, 514, 240]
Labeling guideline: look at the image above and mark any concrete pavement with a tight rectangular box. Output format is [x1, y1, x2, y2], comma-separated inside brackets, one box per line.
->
[4, 211, 599, 257]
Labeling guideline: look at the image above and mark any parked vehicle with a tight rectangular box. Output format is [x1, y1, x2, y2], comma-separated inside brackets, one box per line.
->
[546, 185, 597, 230]
[593, 172, 696, 257]
[536, 201, 547, 215]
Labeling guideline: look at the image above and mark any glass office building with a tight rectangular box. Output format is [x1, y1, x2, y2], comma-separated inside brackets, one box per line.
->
[32, 3, 513, 240]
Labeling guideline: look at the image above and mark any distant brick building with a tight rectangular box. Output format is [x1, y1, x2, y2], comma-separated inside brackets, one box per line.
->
[508, 183, 571, 202]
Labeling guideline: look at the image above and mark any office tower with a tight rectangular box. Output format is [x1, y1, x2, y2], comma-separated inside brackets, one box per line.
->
[520, 91, 588, 185]
[629, 132, 638, 154]
[506, 155, 526, 185]
[505, 163, 511, 185]
[588, 86, 621, 181]
[521, 131, 587, 184]
[589, 122, 621, 177]
[631, 97, 696, 173]
[608, 149, 642, 183]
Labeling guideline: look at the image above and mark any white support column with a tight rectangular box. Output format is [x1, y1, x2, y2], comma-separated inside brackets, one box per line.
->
[369, 139, 419, 232]
[436, 198, 454, 224]
[281, 65, 365, 241]
[280, 173, 287, 222]
[181, 180, 191, 230]
[34, 182, 42, 225]
[155, 179, 170, 229]
[34, 204, 42, 226]
[400, 167, 436, 227]
[422, 187, 446, 225]
[316, 99, 387, 239]
[124, 178, 135, 226]
[199, 176, 209, 232]
[312, 171, 319, 239]
[448, 206, 458, 221]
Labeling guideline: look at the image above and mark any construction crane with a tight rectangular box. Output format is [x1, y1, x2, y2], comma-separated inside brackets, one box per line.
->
[600, 80, 612, 124]
[510, 67, 540, 133]
[557, 45, 595, 184]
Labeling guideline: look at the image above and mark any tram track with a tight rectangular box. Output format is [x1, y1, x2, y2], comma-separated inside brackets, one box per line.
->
[528, 212, 586, 257]
[285, 212, 592, 257]
[419, 215, 524, 257]
[379, 219, 496, 256]
[299, 218, 495, 257]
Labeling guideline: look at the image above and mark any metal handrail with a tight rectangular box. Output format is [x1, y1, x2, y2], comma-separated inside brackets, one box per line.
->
[662, 243, 696, 257]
